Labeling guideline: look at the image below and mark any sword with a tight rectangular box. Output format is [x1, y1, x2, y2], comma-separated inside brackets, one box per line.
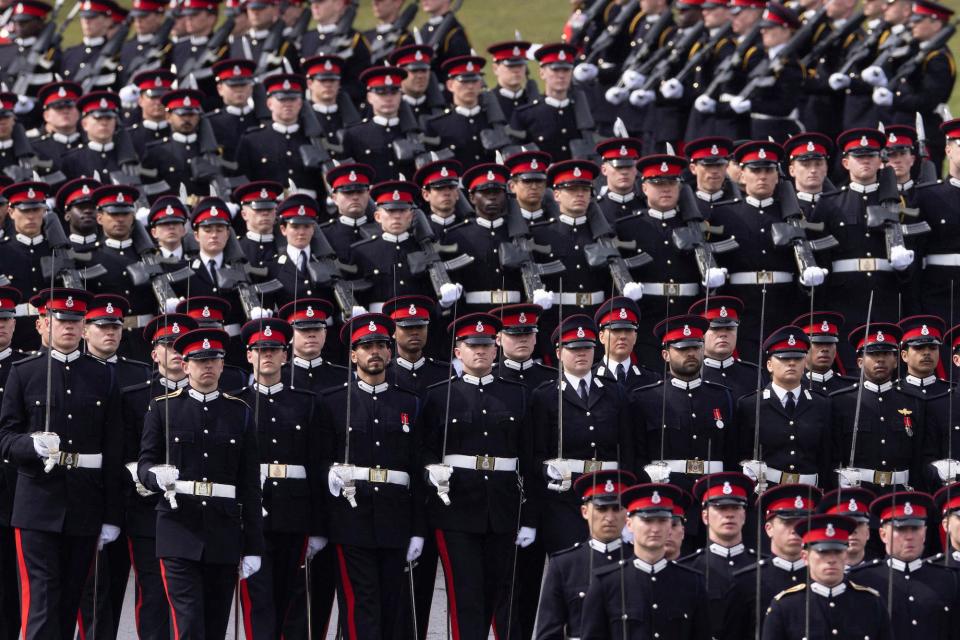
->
[838, 291, 875, 488]
[544, 279, 572, 492]
[339, 316, 358, 508]
[643, 295, 672, 484]
[431, 295, 459, 506]
[741, 285, 770, 494]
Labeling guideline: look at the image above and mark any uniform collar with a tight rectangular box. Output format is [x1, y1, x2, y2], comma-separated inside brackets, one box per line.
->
[905, 374, 937, 387]
[563, 371, 593, 390]
[431, 213, 457, 227]
[87, 140, 115, 152]
[101, 354, 119, 363]
[172, 132, 198, 144]
[863, 380, 893, 393]
[475, 216, 504, 229]
[504, 358, 535, 371]
[141, 119, 168, 131]
[808, 370, 834, 382]
[633, 557, 668, 574]
[293, 355, 324, 369]
[188, 387, 220, 402]
[316, 22, 337, 33]
[272, 122, 299, 134]
[17, 233, 44, 246]
[52, 131, 80, 144]
[848, 182, 879, 193]
[709, 542, 745, 557]
[888, 557, 924, 572]
[339, 215, 367, 227]
[313, 102, 338, 114]
[189, 35, 209, 45]
[521, 207, 543, 221]
[455, 104, 481, 117]
[697, 189, 724, 202]
[704, 356, 735, 369]
[647, 208, 677, 220]
[160, 376, 189, 390]
[403, 94, 427, 106]
[796, 191, 820, 203]
[382, 231, 410, 243]
[0, 347, 12, 362]
[255, 382, 284, 395]
[604, 189, 635, 204]
[499, 87, 524, 99]
[225, 101, 254, 116]
[589, 538, 623, 553]
[0, 139, 13, 150]
[161, 245, 183, 259]
[17, 36, 37, 46]
[249, 28, 270, 39]
[671, 377, 702, 390]
[949, 177, 960, 189]
[70, 232, 98, 245]
[898, 179, 914, 192]
[373, 115, 400, 127]
[246, 231, 274, 243]
[559, 214, 587, 226]
[745, 195, 774, 208]
[357, 379, 389, 394]
[396, 356, 425, 371]
[544, 96, 570, 108]
[462, 373, 495, 386]
[772, 556, 806, 571]
[767, 42, 787, 60]
[810, 582, 846, 598]
[286, 245, 310, 264]
[51, 349, 81, 363]
[105, 238, 133, 249]
[427, 14, 443, 24]
[83, 36, 105, 46]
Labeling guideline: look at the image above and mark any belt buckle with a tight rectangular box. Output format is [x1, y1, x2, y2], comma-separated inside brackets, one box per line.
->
[781, 472, 800, 484]
[583, 460, 603, 473]
[59, 452, 77, 468]
[756, 271, 774, 284]
[858, 258, 876, 272]
[575, 293, 593, 306]
[873, 470, 893, 486]
[685, 459, 705, 475]
[194, 481, 213, 496]
[490, 291, 506, 304]
[268, 463, 287, 479]
[665, 283, 680, 296]
[368, 468, 388, 483]
[475, 455, 495, 471]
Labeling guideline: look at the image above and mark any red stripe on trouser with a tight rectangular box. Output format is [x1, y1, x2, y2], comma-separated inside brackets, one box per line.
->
[334, 545, 358, 640]
[14, 529, 30, 640]
[158, 560, 181, 640]
[76, 610, 86, 640]
[239, 578, 255, 640]
[126, 538, 143, 634]
[434, 530, 461, 640]
[76, 538, 100, 640]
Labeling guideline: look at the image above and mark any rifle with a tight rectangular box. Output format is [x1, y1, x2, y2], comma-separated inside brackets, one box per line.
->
[121, 13, 176, 82]
[40, 210, 108, 289]
[568, 89, 600, 161]
[864, 24, 914, 72]
[191, 117, 245, 197]
[311, 0, 359, 56]
[769, 180, 839, 277]
[637, 22, 706, 93]
[406, 208, 474, 298]
[425, 0, 463, 50]
[885, 21, 957, 86]
[75, 14, 132, 92]
[583, 203, 651, 295]
[567, 0, 615, 49]
[799, 9, 865, 68]
[393, 102, 450, 167]
[672, 24, 733, 85]
[915, 112, 939, 188]
[3, 124, 65, 185]
[126, 219, 194, 311]
[8, 0, 78, 94]
[498, 197, 565, 302]
[299, 99, 339, 171]
[581, 1, 640, 66]
[110, 126, 169, 197]
[865, 166, 931, 263]
[178, 14, 235, 80]
[253, 18, 288, 77]
[284, 4, 313, 51]
[698, 22, 761, 100]
[605, 8, 674, 99]
[671, 184, 739, 284]
[834, 19, 888, 77]
[478, 90, 523, 155]
[214, 229, 284, 319]
[369, 2, 418, 64]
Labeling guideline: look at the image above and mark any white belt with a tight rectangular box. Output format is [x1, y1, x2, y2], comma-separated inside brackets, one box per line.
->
[764, 467, 817, 485]
[847, 468, 908, 486]
[347, 466, 410, 487]
[728, 271, 793, 285]
[52, 452, 102, 469]
[223, 323, 242, 337]
[123, 313, 154, 330]
[831, 258, 893, 273]
[464, 290, 522, 304]
[664, 459, 722, 475]
[259, 463, 307, 479]
[567, 459, 618, 473]
[641, 282, 700, 297]
[174, 480, 237, 498]
[444, 454, 518, 472]
[15, 303, 38, 317]
[552, 291, 605, 306]
[923, 254, 960, 268]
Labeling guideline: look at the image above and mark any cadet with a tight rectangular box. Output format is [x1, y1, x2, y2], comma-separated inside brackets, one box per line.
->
[60, 91, 125, 181]
[831, 323, 928, 494]
[0, 287, 123, 640]
[424, 55, 494, 169]
[227, 0, 298, 77]
[320, 162, 378, 263]
[684, 136, 738, 215]
[0, 0, 60, 106]
[235, 318, 326, 640]
[298, 0, 371, 103]
[303, 54, 359, 147]
[420, 312, 536, 640]
[137, 327, 265, 640]
[898, 314, 951, 398]
[534, 469, 637, 640]
[532, 314, 634, 553]
[126, 70, 175, 155]
[340, 66, 413, 182]
[277, 297, 346, 394]
[737, 326, 834, 488]
[388, 44, 444, 121]
[762, 514, 893, 640]
[119, 0, 171, 83]
[206, 59, 259, 166]
[490, 303, 556, 389]
[689, 295, 761, 399]
[487, 40, 535, 121]
[30, 82, 85, 174]
[884, 125, 920, 202]
[141, 88, 206, 197]
[146, 195, 191, 263]
[419, 0, 471, 73]
[580, 483, 710, 640]
[784, 132, 834, 217]
[55, 177, 102, 252]
[792, 311, 852, 394]
[932, 483, 960, 567]
[174, 296, 251, 386]
[413, 158, 465, 237]
[816, 486, 877, 569]
[382, 295, 449, 396]
[594, 136, 643, 222]
[234, 180, 283, 268]
[83, 293, 152, 383]
[320, 313, 423, 640]
[849, 491, 960, 640]
[592, 296, 659, 388]
[61, 0, 121, 88]
[266, 194, 337, 309]
[505, 150, 556, 223]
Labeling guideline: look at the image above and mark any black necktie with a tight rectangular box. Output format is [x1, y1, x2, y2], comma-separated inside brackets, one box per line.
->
[616, 363, 625, 383]
[578, 378, 589, 402]
[297, 251, 306, 272]
[785, 391, 796, 416]
[207, 259, 218, 283]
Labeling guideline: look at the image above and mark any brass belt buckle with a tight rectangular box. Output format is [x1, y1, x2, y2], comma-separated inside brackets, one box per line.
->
[859, 258, 876, 272]
[59, 452, 77, 468]
[685, 459, 705, 475]
[781, 472, 800, 484]
[756, 271, 774, 284]
[874, 470, 893, 486]
[475, 455, 495, 471]
[583, 460, 604, 473]
[268, 464, 287, 479]
[490, 291, 506, 304]
[575, 293, 593, 306]
[368, 468, 388, 483]
[194, 481, 213, 496]
[665, 283, 680, 296]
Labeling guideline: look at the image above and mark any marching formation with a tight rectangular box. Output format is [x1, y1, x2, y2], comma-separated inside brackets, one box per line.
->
[0, 0, 959, 638]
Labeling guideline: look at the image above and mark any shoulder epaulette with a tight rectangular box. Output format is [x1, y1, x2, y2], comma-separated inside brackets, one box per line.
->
[13, 352, 42, 365]
[425, 376, 457, 392]
[153, 387, 183, 401]
[631, 379, 664, 394]
[349, 236, 376, 249]
[120, 380, 152, 394]
[774, 583, 806, 601]
[848, 580, 880, 595]
[593, 560, 627, 577]
[550, 541, 582, 557]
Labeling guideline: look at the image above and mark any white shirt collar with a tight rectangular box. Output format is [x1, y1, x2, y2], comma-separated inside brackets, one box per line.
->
[249, 28, 270, 39]
[427, 14, 443, 24]
[189, 35, 209, 45]
[603, 356, 631, 373]
[255, 382, 284, 395]
[199, 251, 224, 269]
[647, 208, 677, 220]
[499, 87, 524, 99]
[141, 119, 168, 131]
[671, 377, 702, 390]
[544, 96, 570, 108]
[105, 238, 133, 249]
[431, 213, 457, 227]
[503, 358, 535, 371]
[604, 189, 635, 204]
[633, 558, 668, 574]
[293, 355, 324, 369]
[697, 189, 724, 202]
[905, 374, 938, 387]
[808, 370, 834, 382]
[521, 207, 543, 221]
[373, 115, 400, 127]
[589, 538, 623, 553]
[888, 557, 924, 572]
[51, 349, 81, 363]
[272, 122, 300, 134]
[564, 371, 592, 390]
[316, 22, 337, 33]
[102, 354, 118, 364]
[17, 36, 37, 46]
[83, 36, 105, 47]
[0, 139, 13, 150]
[462, 373, 495, 386]
[772, 556, 806, 571]
[339, 215, 368, 227]
[810, 582, 846, 598]
[898, 179, 914, 192]
[286, 244, 310, 265]
[313, 102, 338, 114]
[455, 104, 481, 117]
[17, 233, 44, 246]
[382, 231, 410, 243]
[225, 101, 254, 117]
[559, 214, 587, 227]
[796, 191, 820, 203]
[87, 140, 114, 153]
[52, 131, 81, 144]
[475, 216, 504, 229]
[70, 232, 98, 245]
[745, 195, 774, 208]
[172, 132, 197, 144]
[246, 231, 274, 243]
[848, 182, 879, 193]
[709, 542, 745, 557]
[358, 379, 389, 394]
[403, 94, 427, 106]
[160, 376, 189, 390]
[188, 388, 219, 403]
[771, 382, 803, 404]
[396, 356, 425, 371]
[863, 380, 894, 393]
[704, 356, 735, 369]
[160, 245, 183, 259]
[767, 42, 787, 60]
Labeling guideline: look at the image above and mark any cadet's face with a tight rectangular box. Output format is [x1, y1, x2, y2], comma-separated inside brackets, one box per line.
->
[420, 0, 450, 14]
[732, 7, 762, 33]
[402, 69, 431, 95]
[44, 104, 80, 132]
[944, 513, 960, 552]
[765, 517, 803, 559]
[602, 163, 638, 194]
[600, 327, 637, 361]
[247, 4, 278, 28]
[879, 524, 925, 561]
[554, 185, 591, 216]
[11, 16, 44, 38]
[883, 0, 911, 24]
[0, 317, 15, 350]
[862, 0, 885, 17]
[901, 343, 939, 377]
[394, 324, 428, 355]
[241, 206, 277, 234]
[857, 351, 896, 384]
[82, 114, 117, 143]
[372, 0, 403, 21]
[333, 189, 370, 217]
[470, 188, 507, 219]
[247, 346, 287, 376]
[558, 345, 594, 376]
[676, 6, 701, 28]
[704, 325, 737, 359]
[455, 341, 496, 376]
[184, 10, 216, 35]
[152, 342, 185, 378]
[195, 223, 229, 255]
[691, 162, 727, 192]
[367, 89, 401, 117]
[80, 14, 112, 38]
[640, 0, 666, 12]
[217, 82, 254, 107]
[948, 141, 960, 176]
[848, 521, 869, 559]
[629, 515, 670, 554]
[842, 153, 882, 183]
[641, 180, 680, 210]
[581, 502, 627, 543]
[96, 211, 134, 240]
[912, 15, 943, 41]
[268, 95, 302, 125]
[742, 165, 778, 199]
[150, 221, 187, 249]
[702, 5, 730, 27]
[134, 12, 164, 35]
[185, 357, 224, 391]
[423, 184, 458, 215]
[885, 149, 916, 181]
[11, 205, 45, 237]
[701, 503, 746, 543]
[351, 340, 391, 375]
[39, 316, 82, 352]
[806, 341, 837, 373]
[169, 111, 200, 134]
[446, 76, 482, 107]
[664, 344, 703, 378]
[310, 77, 340, 103]
[83, 322, 121, 358]
[789, 158, 827, 193]
[766, 355, 804, 388]
[760, 24, 792, 48]
[665, 517, 686, 559]
[0, 116, 13, 140]
[493, 61, 526, 91]
[826, 0, 857, 19]
[281, 221, 315, 249]
[374, 207, 414, 234]
[509, 178, 546, 209]
[310, 0, 341, 23]
[804, 548, 845, 586]
[293, 326, 326, 358]
[497, 331, 536, 361]
[65, 203, 98, 234]
[539, 65, 572, 95]
[139, 94, 166, 121]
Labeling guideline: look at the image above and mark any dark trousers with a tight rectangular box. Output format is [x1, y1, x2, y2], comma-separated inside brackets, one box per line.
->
[0, 525, 20, 640]
[128, 536, 170, 640]
[14, 528, 98, 640]
[159, 557, 236, 640]
[281, 544, 336, 640]
[77, 531, 130, 640]
[239, 531, 305, 640]
[412, 535, 439, 640]
[515, 537, 546, 640]
[434, 529, 518, 640]
[333, 543, 407, 640]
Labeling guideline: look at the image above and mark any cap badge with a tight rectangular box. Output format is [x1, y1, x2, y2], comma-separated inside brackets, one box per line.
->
[65, 296, 74, 308]
[530, 159, 539, 169]
[202, 338, 211, 349]
[619, 145, 628, 156]
[604, 480, 615, 493]
[619, 308, 627, 319]
[384, 74, 394, 86]
[263, 325, 272, 337]
[305, 306, 315, 317]
[58, 87, 67, 97]
[487, 170, 495, 181]
[558, 50, 567, 61]
[368, 320, 377, 332]
[821, 320, 830, 332]
[440, 166, 449, 177]
[324, 60, 333, 70]
[722, 482, 733, 495]
[116, 192, 125, 203]
[82, 185, 90, 194]
[876, 330, 885, 342]
[848, 498, 858, 512]
[183, 95, 192, 107]
[414, 50, 423, 60]
[719, 306, 728, 317]
[518, 312, 527, 323]
[171, 322, 181, 334]
[710, 144, 719, 155]
[825, 523, 836, 538]
[889, 133, 898, 143]
[476, 320, 485, 333]
[682, 324, 691, 336]
[210, 206, 219, 217]
[99, 98, 108, 109]
[758, 148, 767, 159]
[164, 204, 174, 216]
[904, 502, 914, 515]
[15, 3, 22, 12]
[787, 334, 796, 345]
[576, 326, 585, 338]
[201, 306, 211, 318]
[233, 65, 241, 76]
[651, 491, 661, 504]
[105, 302, 114, 314]
[921, 324, 930, 335]
[573, 167, 582, 177]
[466, 61, 474, 71]
[282, 79, 291, 90]
[260, 188, 268, 199]
[860, 135, 868, 147]
[348, 170, 357, 182]
[794, 496, 805, 509]
[660, 161, 669, 173]
[392, 190, 400, 201]
[512, 45, 521, 56]
[27, 187, 35, 198]
[297, 205, 306, 216]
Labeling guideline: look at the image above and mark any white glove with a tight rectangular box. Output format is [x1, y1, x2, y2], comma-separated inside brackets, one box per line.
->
[406, 536, 425, 562]
[118, 84, 140, 106]
[526, 43, 543, 60]
[573, 62, 599, 82]
[305, 536, 327, 560]
[240, 555, 261, 579]
[350, 305, 367, 318]
[438, 282, 463, 308]
[533, 288, 554, 310]
[836, 467, 860, 488]
[98, 524, 121, 550]
[643, 461, 671, 483]
[32, 432, 60, 459]
[933, 459, 960, 482]
[249, 306, 272, 319]
[703, 267, 727, 288]
[622, 281, 643, 301]
[629, 89, 655, 109]
[225, 202, 240, 218]
[164, 297, 182, 314]
[621, 524, 634, 544]
[730, 96, 752, 114]
[741, 459, 767, 484]
[622, 69, 646, 90]
[799, 266, 828, 287]
[861, 65, 887, 87]
[694, 94, 717, 114]
[828, 72, 851, 91]
[660, 78, 683, 100]
[150, 465, 179, 489]
[545, 458, 572, 492]
[890, 245, 914, 270]
[515, 526, 536, 548]
[425, 463, 453, 488]
[605, 86, 629, 105]
[872, 86, 893, 106]
[135, 206, 151, 226]
[14, 95, 36, 114]
[328, 466, 350, 497]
